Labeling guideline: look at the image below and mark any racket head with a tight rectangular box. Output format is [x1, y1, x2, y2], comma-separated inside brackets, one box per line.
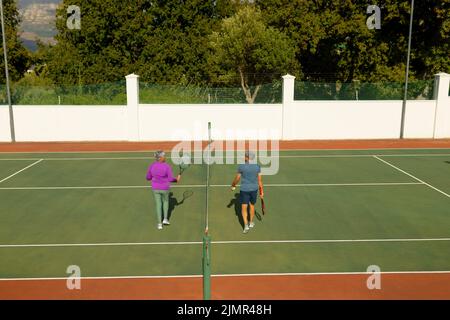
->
[179, 162, 190, 170]
[179, 154, 191, 171]
[179, 154, 191, 175]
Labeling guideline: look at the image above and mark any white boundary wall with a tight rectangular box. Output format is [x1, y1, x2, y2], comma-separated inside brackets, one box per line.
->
[281, 73, 450, 140]
[0, 107, 11, 141]
[288, 101, 402, 140]
[404, 100, 438, 138]
[11, 106, 126, 142]
[0, 73, 448, 142]
[139, 104, 282, 141]
[283, 100, 436, 140]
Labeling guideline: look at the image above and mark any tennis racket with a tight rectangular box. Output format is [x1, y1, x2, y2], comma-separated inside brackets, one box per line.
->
[179, 154, 191, 175]
[259, 186, 265, 215]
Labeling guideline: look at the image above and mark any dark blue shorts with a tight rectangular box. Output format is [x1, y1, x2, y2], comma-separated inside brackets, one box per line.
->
[240, 190, 257, 205]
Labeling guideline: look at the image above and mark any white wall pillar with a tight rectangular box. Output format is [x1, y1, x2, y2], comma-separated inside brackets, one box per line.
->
[281, 74, 296, 140]
[433, 73, 450, 138]
[125, 73, 140, 141]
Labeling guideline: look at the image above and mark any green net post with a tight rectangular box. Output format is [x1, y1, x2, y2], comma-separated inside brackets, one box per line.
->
[202, 233, 211, 300]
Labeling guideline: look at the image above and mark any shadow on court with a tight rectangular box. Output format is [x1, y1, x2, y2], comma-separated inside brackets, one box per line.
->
[168, 191, 194, 220]
[227, 193, 262, 229]
[445, 161, 450, 164]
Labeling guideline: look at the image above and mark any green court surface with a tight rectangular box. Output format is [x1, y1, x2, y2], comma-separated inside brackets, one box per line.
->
[0, 149, 449, 279]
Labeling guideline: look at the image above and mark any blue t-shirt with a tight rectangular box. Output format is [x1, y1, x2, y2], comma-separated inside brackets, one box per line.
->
[238, 163, 261, 192]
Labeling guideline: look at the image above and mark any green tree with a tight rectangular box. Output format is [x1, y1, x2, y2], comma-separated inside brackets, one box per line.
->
[257, 0, 449, 82]
[208, 5, 299, 103]
[0, 0, 30, 83]
[409, 0, 450, 77]
[48, 0, 236, 85]
[256, 0, 399, 82]
[136, 0, 237, 84]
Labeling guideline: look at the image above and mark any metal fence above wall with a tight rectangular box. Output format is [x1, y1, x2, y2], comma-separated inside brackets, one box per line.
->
[139, 81, 282, 104]
[5, 81, 127, 106]
[294, 80, 434, 101]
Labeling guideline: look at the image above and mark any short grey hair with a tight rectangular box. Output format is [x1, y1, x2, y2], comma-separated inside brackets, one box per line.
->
[245, 151, 256, 160]
[155, 150, 166, 160]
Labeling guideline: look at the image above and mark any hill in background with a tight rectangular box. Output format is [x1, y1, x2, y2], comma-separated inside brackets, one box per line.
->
[18, 0, 61, 51]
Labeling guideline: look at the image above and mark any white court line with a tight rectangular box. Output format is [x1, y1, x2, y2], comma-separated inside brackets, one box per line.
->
[0, 275, 202, 281]
[0, 147, 449, 155]
[0, 241, 202, 248]
[1, 271, 450, 282]
[0, 153, 449, 161]
[279, 153, 450, 158]
[0, 159, 43, 184]
[0, 157, 150, 161]
[1, 237, 449, 248]
[374, 156, 450, 198]
[212, 238, 450, 244]
[212, 182, 422, 187]
[1, 270, 450, 282]
[0, 185, 158, 190]
[213, 270, 450, 277]
[0, 182, 423, 190]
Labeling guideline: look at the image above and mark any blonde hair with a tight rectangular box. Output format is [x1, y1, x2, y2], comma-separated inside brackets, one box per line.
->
[155, 150, 166, 160]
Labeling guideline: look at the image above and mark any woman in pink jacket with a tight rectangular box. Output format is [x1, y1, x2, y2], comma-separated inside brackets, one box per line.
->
[146, 151, 180, 230]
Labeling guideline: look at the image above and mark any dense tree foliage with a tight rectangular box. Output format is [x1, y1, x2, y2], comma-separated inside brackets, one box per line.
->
[257, 0, 449, 81]
[2, 0, 449, 91]
[0, 0, 30, 83]
[46, 0, 237, 85]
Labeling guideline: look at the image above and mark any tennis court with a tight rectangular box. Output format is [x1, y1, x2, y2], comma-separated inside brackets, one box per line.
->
[0, 144, 449, 299]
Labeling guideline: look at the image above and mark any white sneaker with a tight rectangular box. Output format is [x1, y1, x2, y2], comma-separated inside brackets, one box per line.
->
[243, 225, 250, 234]
[163, 219, 170, 225]
[157, 223, 163, 230]
[249, 222, 255, 228]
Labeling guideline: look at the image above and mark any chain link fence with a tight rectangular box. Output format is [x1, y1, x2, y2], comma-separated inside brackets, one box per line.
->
[4, 81, 126, 105]
[294, 80, 434, 101]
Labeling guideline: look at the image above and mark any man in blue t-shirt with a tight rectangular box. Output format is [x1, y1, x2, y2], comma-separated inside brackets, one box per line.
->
[230, 151, 264, 234]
